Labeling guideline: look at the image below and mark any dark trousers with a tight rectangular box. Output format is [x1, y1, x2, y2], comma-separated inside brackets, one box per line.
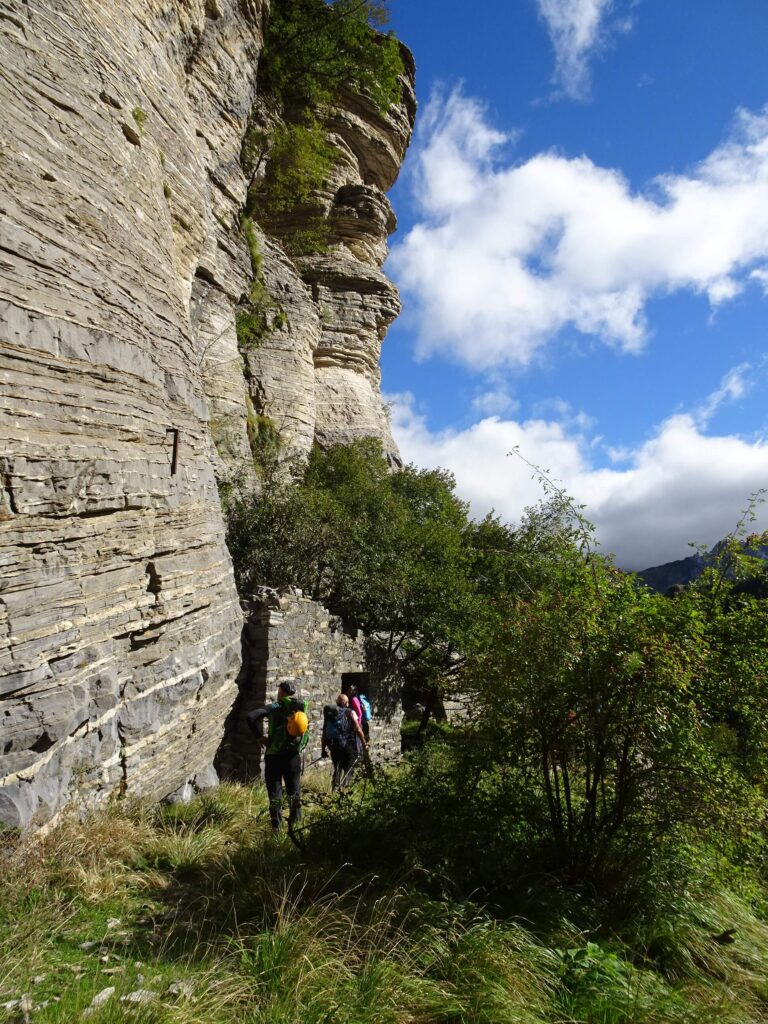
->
[330, 743, 357, 790]
[264, 752, 302, 830]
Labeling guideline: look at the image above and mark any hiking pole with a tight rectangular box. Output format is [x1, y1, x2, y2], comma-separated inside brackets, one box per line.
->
[303, 754, 328, 771]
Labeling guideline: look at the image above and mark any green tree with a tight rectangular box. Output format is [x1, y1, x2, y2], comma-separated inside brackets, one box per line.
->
[258, 0, 404, 119]
[225, 440, 480, 699]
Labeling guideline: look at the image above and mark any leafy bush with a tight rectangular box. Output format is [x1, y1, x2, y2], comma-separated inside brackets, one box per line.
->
[225, 438, 768, 922]
[295, 485, 768, 913]
[224, 439, 505, 702]
[258, 0, 404, 118]
[250, 122, 335, 217]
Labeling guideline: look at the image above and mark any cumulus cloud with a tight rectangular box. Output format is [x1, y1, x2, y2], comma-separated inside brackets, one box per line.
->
[536, 0, 616, 100]
[389, 92, 768, 370]
[390, 379, 768, 570]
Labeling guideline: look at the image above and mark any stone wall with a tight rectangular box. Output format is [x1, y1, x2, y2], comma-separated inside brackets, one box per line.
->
[218, 590, 402, 782]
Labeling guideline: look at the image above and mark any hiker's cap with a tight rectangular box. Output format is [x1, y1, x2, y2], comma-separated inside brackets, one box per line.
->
[279, 680, 296, 696]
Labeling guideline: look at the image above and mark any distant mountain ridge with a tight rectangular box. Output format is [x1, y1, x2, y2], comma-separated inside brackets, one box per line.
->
[638, 542, 768, 593]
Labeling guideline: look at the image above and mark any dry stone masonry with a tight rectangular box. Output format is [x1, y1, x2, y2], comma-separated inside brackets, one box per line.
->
[0, 0, 414, 827]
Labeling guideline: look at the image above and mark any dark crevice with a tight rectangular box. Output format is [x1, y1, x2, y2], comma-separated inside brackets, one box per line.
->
[194, 264, 217, 285]
[3, 475, 18, 515]
[33, 505, 125, 521]
[99, 89, 122, 110]
[74, 506, 122, 519]
[35, 87, 81, 117]
[121, 123, 141, 146]
[30, 731, 55, 754]
[129, 633, 160, 651]
[146, 561, 162, 598]
[117, 720, 128, 797]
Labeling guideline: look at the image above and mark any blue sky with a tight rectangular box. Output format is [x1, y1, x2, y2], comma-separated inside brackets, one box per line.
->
[376, 0, 768, 569]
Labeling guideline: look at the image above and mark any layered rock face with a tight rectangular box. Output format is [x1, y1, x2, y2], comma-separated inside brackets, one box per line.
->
[0, 0, 413, 827]
[240, 51, 416, 467]
[0, 0, 266, 827]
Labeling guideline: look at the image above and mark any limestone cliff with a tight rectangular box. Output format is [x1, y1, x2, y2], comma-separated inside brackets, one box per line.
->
[0, 0, 414, 827]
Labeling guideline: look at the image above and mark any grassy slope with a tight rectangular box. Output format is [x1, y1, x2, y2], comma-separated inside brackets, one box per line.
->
[1, 781, 767, 1024]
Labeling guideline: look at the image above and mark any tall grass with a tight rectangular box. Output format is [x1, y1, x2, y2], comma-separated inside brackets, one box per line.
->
[1, 785, 767, 1023]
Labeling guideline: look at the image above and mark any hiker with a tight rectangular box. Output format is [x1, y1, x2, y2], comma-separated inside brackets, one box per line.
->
[246, 681, 309, 831]
[346, 683, 371, 742]
[321, 692, 367, 790]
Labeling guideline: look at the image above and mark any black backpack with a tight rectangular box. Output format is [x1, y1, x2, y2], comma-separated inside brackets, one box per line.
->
[328, 706, 355, 751]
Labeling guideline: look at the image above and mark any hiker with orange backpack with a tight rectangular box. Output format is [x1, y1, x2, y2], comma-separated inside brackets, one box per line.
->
[246, 681, 309, 831]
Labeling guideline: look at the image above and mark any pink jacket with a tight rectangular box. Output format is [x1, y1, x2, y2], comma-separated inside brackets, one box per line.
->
[349, 695, 364, 724]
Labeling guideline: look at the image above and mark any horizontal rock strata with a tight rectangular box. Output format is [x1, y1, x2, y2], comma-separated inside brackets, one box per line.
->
[0, 0, 413, 827]
[0, 0, 262, 826]
[244, 45, 416, 467]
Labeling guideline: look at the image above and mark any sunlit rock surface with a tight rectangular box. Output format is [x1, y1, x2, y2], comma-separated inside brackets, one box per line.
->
[0, 0, 413, 827]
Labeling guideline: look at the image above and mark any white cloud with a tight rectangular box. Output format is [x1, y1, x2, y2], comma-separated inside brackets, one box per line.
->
[536, 0, 616, 100]
[751, 267, 768, 295]
[389, 93, 768, 371]
[472, 389, 519, 415]
[390, 393, 768, 571]
[695, 363, 752, 425]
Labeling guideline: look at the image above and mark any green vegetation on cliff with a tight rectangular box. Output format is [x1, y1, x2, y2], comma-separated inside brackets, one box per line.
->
[234, 218, 286, 353]
[241, 0, 405, 256]
[258, 0, 404, 119]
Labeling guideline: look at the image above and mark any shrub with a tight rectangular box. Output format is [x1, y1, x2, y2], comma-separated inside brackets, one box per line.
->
[246, 405, 282, 481]
[251, 122, 335, 217]
[235, 218, 285, 351]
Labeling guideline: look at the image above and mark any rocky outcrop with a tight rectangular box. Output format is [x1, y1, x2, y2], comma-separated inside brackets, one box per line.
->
[0, 0, 413, 827]
[306, 63, 415, 463]
[238, 47, 416, 467]
[0, 0, 266, 827]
